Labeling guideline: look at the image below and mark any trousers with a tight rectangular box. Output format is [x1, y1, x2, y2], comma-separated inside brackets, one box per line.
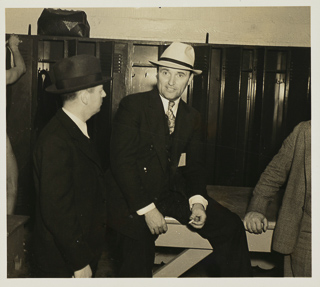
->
[32, 258, 100, 278]
[114, 193, 252, 277]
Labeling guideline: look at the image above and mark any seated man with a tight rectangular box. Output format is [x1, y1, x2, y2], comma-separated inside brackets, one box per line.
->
[106, 42, 252, 277]
[244, 121, 311, 277]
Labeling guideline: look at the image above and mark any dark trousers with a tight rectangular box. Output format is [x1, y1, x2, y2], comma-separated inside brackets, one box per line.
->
[114, 194, 252, 277]
[32, 257, 100, 278]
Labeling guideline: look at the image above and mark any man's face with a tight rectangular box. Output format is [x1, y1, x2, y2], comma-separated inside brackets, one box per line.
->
[157, 67, 193, 101]
[87, 85, 106, 115]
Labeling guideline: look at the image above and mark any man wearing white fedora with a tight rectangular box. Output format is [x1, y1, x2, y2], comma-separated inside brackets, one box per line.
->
[33, 55, 110, 277]
[106, 42, 252, 277]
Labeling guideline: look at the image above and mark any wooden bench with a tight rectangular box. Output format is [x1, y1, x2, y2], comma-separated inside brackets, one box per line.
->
[154, 185, 282, 277]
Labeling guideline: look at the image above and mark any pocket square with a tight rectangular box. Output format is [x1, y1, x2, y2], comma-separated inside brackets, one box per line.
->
[178, 153, 186, 167]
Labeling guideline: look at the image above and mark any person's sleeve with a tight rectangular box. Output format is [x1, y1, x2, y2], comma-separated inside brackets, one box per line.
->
[247, 124, 299, 215]
[34, 136, 93, 271]
[182, 111, 208, 198]
[110, 97, 155, 213]
[136, 203, 156, 215]
[189, 195, 208, 210]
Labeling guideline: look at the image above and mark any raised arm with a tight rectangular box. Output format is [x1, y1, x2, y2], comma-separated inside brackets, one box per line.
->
[6, 34, 26, 85]
[244, 122, 305, 233]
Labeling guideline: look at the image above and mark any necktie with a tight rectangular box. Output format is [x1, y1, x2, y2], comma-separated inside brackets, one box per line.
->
[166, 101, 175, 134]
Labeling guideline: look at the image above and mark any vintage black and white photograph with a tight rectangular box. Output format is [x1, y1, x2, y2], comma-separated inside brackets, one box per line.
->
[1, 0, 319, 286]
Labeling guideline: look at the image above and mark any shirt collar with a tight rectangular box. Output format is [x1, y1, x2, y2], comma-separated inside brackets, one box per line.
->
[159, 95, 180, 117]
[62, 107, 90, 138]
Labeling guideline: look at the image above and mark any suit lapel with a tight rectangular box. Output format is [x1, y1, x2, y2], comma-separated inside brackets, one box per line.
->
[56, 109, 103, 172]
[144, 91, 193, 172]
[171, 100, 192, 164]
[145, 90, 168, 172]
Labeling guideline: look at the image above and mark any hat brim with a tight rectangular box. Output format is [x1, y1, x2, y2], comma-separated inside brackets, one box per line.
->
[150, 60, 202, 75]
[46, 76, 112, 94]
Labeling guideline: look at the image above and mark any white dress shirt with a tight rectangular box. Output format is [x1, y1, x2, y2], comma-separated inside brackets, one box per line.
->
[136, 95, 208, 215]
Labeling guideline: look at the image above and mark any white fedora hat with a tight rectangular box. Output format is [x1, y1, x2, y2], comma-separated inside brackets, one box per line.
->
[150, 42, 202, 75]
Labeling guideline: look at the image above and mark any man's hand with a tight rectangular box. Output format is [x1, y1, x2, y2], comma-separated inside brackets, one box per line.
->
[144, 207, 167, 235]
[73, 264, 92, 278]
[244, 211, 268, 234]
[6, 34, 26, 85]
[8, 34, 22, 51]
[189, 203, 206, 229]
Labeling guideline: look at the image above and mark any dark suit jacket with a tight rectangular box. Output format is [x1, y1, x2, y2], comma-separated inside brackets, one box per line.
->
[106, 88, 207, 239]
[33, 109, 107, 275]
[247, 121, 311, 254]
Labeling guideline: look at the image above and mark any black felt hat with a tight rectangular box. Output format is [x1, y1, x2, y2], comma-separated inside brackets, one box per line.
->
[46, 54, 111, 94]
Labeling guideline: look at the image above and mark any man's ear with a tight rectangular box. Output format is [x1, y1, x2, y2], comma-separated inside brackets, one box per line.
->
[79, 90, 88, 105]
[156, 67, 160, 80]
[188, 73, 194, 85]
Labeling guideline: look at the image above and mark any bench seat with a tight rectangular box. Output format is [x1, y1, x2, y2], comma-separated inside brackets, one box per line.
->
[154, 185, 283, 277]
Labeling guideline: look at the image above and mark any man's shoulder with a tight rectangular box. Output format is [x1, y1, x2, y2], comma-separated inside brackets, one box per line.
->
[178, 99, 202, 120]
[35, 112, 70, 147]
[296, 120, 311, 131]
[119, 89, 157, 108]
[123, 89, 155, 101]
[290, 120, 311, 138]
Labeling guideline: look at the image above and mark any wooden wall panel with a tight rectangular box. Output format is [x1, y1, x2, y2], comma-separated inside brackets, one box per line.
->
[205, 49, 222, 184]
[244, 48, 265, 186]
[285, 48, 311, 135]
[215, 47, 242, 185]
[88, 41, 113, 170]
[6, 35, 311, 217]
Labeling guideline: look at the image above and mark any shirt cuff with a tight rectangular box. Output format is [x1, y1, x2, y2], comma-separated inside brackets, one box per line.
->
[189, 195, 208, 210]
[136, 203, 156, 215]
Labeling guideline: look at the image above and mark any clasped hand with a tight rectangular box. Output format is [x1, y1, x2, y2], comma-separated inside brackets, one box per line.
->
[189, 203, 206, 229]
[243, 211, 268, 234]
[144, 207, 168, 235]
[8, 34, 22, 50]
[144, 203, 207, 235]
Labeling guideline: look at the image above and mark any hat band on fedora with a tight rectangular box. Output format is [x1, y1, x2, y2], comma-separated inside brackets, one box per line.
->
[159, 57, 194, 69]
[56, 73, 103, 90]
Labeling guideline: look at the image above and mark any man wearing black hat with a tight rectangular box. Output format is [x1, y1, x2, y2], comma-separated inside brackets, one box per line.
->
[106, 42, 252, 277]
[33, 55, 110, 277]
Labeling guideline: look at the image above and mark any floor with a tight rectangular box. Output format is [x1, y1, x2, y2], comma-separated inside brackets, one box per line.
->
[94, 243, 284, 278]
[11, 225, 284, 278]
